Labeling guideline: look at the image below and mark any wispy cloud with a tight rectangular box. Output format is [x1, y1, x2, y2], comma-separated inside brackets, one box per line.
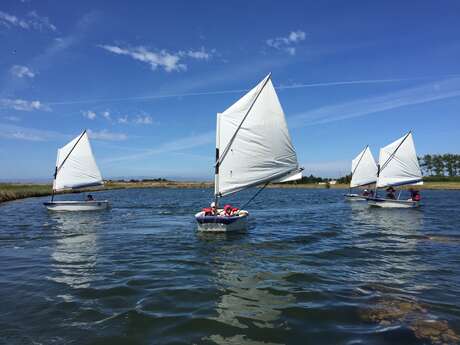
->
[87, 129, 127, 141]
[82, 110, 96, 120]
[10, 65, 35, 78]
[0, 123, 65, 141]
[104, 131, 214, 164]
[266, 30, 306, 55]
[290, 76, 460, 127]
[0, 98, 50, 111]
[0, 10, 56, 31]
[181, 47, 214, 60]
[99, 44, 215, 72]
[3, 115, 20, 122]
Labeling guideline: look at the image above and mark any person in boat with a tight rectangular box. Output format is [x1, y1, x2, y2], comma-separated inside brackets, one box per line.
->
[203, 201, 217, 216]
[86, 194, 94, 201]
[223, 204, 239, 216]
[362, 189, 370, 197]
[409, 189, 421, 202]
[386, 186, 396, 199]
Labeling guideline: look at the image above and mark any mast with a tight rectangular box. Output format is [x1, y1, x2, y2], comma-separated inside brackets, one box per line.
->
[214, 113, 221, 214]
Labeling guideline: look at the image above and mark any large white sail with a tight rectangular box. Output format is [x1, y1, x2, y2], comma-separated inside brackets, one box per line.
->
[350, 146, 378, 188]
[53, 131, 103, 191]
[215, 74, 302, 197]
[376, 132, 423, 188]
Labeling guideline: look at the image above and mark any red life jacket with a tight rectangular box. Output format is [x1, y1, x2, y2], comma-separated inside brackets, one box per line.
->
[413, 194, 421, 201]
[202, 207, 213, 216]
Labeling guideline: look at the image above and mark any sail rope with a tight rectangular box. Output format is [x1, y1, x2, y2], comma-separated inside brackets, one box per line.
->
[240, 181, 270, 210]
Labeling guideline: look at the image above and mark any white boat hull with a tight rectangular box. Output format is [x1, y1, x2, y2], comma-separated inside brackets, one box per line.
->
[367, 197, 419, 208]
[195, 210, 248, 232]
[44, 200, 110, 211]
[344, 193, 368, 201]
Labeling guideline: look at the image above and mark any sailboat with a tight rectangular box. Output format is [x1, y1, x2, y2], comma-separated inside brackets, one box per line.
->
[344, 145, 378, 201]
[367, 131, 423, 208]
[43, 130, 110, 211]
[195, 73, 303, 232]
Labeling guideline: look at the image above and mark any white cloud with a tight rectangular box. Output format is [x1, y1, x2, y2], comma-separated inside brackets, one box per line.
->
[101, 111, 111, 120]
[134, 115, 153, 125]
[82, 110, 96, 120]
[266, 30, 306, 55]
[0, 98, 50, 111]
[117, 116, 128, 124]
[99, 44, 215, 72]
[87, 129, 127, 141]
[116, 114, 153, 125]
[11, 65, 35, 78]
[0, 10, 56, 31]
[99, 45, 186, 72]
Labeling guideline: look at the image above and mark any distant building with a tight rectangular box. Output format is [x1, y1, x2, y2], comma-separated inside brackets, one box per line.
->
[329, 180, 337, 185]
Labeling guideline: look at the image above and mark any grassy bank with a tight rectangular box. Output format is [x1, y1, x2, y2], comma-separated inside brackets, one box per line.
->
[2, 180, 460, 204]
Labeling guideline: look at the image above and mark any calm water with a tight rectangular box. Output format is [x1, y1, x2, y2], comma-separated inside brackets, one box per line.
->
[1, 188, 460, 345]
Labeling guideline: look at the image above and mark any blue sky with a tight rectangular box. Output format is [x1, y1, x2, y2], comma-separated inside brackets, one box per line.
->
[1, 1, 460, 181]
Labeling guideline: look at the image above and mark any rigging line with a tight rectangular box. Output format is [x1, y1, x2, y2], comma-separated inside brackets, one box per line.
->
[240, 181, 270, 210]
[216, 73, 271, 168]
[351, 145, 369, 177]
[54, 130, 87, 178]
[379, 131, 412, 174]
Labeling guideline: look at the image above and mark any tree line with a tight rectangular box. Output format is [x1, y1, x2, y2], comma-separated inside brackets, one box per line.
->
[418, 154, 460, 177]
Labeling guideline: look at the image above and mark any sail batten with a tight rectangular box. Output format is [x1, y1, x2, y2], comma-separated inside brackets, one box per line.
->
[53, 131, 103, 191]
[376, 132, 423, 188]
[350, 146, 378, 188]
[215, 74, 301, 197]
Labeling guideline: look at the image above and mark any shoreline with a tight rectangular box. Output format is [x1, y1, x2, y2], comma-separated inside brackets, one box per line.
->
[1, 181, 460, 204]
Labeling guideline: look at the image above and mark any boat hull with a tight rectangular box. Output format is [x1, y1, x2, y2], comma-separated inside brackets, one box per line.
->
[195, 211, 249, 232]
[44, 200, 110, 211]
[367, 197, 419, 208]
[344, 193, 368, 201]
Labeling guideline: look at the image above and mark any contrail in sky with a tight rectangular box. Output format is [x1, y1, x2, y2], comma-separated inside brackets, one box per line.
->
[46, 74, 460, 106]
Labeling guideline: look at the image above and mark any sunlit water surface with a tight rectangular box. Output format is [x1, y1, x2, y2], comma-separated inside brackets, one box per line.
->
[1, 188, 459, 344]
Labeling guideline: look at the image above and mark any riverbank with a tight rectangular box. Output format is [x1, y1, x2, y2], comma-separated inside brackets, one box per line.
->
[1, 181, 459, 204]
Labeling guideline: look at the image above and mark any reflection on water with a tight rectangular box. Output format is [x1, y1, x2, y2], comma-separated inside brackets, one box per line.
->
[204, 239, 293, 345]
[49, 212, 103, 289]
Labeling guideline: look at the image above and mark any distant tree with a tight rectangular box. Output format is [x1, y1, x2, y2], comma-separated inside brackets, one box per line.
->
[432, 155, 445, 176]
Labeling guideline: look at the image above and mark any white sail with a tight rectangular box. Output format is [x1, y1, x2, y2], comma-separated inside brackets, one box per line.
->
[350, 146, 378, 188]
[376, 132, 423, 188]
[215, 74, 302, 197]
[53, 131, 103, 191]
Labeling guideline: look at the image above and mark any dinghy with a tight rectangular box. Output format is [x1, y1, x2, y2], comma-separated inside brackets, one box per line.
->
[367, 131, 423, 208]
[195, 73, 303, 232]
[44, 130, 109, 211]
[344, 145, 378, 201]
